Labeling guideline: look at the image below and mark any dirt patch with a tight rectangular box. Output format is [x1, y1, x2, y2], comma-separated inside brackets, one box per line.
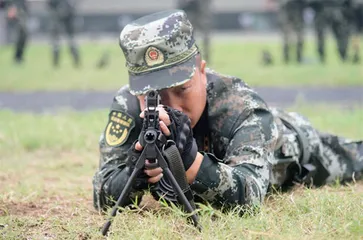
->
[355, 182, 363, 192]
[0, 173, 18, 187]
[0, 195, 105, 240]
[139, 193, 162, 211]
[0, 201, 44, 217]
[0, 195, 98, 218]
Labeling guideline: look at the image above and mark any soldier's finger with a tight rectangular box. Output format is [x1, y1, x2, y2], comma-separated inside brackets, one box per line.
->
[138, 105, 164, 118]
[160, 121, 171, 136]
[144, 167, 163, 177]
[135, 141, 143, 151]
[139, 106, 171, 126]
[139, 111, 145, 118]
[158, 108, 171, 126]
[148, 173, 163, 184]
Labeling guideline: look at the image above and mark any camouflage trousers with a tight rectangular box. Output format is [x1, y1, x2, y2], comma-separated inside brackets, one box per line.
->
[270, 108, 363, 189]
[278, 1, 305, 63]
[313, 5, 351, 62]
[10, 12, 28, 63]
[48, 10, 80, 67]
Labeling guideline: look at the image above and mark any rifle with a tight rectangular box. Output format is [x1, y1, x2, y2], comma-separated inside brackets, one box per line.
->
[101, 90, 200, 236]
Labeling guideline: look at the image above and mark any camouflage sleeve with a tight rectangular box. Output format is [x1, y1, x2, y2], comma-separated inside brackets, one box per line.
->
[190, 109, 278, 209]
[92, 87, 143, 212]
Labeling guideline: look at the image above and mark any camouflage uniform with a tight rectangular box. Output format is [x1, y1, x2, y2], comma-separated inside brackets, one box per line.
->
[5, 0, 28, 63]
[277, 0, 306, 63]
[309, 0, 352, 62]
[92, 10, 363, 212]
[47, 0, 80, 67]
[177, 0, 212, 64]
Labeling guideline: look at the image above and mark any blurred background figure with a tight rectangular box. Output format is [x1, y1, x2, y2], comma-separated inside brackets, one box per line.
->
[176, 0, 212, 64]
[308, 0, 352, 63]
[47, 0, 80, 68]
[95, 50, 110, 69]
[1, 0, 361, 68]
[0, 0, 7, 45]
[1, 0, 28, 64]
[350, 0, 363, 63]
[261, 48, 274, 65]
[276, 0, 306, 64]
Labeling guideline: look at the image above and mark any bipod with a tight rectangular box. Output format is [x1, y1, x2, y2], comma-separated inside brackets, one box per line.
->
[101, 128, 200, 236]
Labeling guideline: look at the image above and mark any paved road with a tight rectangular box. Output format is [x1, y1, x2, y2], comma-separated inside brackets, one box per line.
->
[0, 86, 362, 113]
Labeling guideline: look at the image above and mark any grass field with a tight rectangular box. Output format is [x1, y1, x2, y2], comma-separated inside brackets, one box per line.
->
[0, 104, 362, 239]
[1, 36, 362, 239]
[0, 37, 363, 91]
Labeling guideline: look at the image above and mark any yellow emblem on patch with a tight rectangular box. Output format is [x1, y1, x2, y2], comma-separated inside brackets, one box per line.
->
[145, 46, 165, 67]
[105, 111, 135, 147]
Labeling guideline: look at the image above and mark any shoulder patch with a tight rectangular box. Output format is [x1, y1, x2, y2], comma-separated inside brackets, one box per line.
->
[105, 110, 135, 147]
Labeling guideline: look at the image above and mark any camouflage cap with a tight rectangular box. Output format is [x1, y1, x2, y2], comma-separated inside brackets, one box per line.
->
[119, 9, 199, 95]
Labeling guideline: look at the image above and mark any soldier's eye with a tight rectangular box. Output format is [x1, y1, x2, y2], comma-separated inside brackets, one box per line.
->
[173, 84, 191, 95]
[181, 84, 192, 91]
[181, 86, 190, 91]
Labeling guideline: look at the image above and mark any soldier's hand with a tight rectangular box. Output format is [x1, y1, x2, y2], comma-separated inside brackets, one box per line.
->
[133, 142, 163, 184]
[162, 106, 198, 171]
[134, 122, 165, 184]
[126, 141, 164, 186]
[139, 105, 171, 137]
[135, 105, 172, 183]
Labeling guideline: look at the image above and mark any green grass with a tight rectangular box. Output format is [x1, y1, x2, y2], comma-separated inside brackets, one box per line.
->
[0, 104, 362, 155]
[0, 37, 362, 91]
[0, 104, 362, 239]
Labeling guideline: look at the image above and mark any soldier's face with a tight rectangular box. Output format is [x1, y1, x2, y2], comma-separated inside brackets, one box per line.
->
[138, 58, 207, 128]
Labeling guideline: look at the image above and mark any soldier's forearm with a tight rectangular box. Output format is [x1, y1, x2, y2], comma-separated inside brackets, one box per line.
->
[94, 166, 138, 211]
[190, 153, 263, 207]
[185, 152, 204, 184]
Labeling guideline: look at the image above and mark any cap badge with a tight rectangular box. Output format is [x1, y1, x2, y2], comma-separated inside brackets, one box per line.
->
[145, 46, 165, 67]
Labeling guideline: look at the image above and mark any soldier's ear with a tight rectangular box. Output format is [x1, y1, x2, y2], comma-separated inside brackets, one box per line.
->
[200, 59, 207, 85]
[200, 59, 206, 75]
[137, 95, 146, 111]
